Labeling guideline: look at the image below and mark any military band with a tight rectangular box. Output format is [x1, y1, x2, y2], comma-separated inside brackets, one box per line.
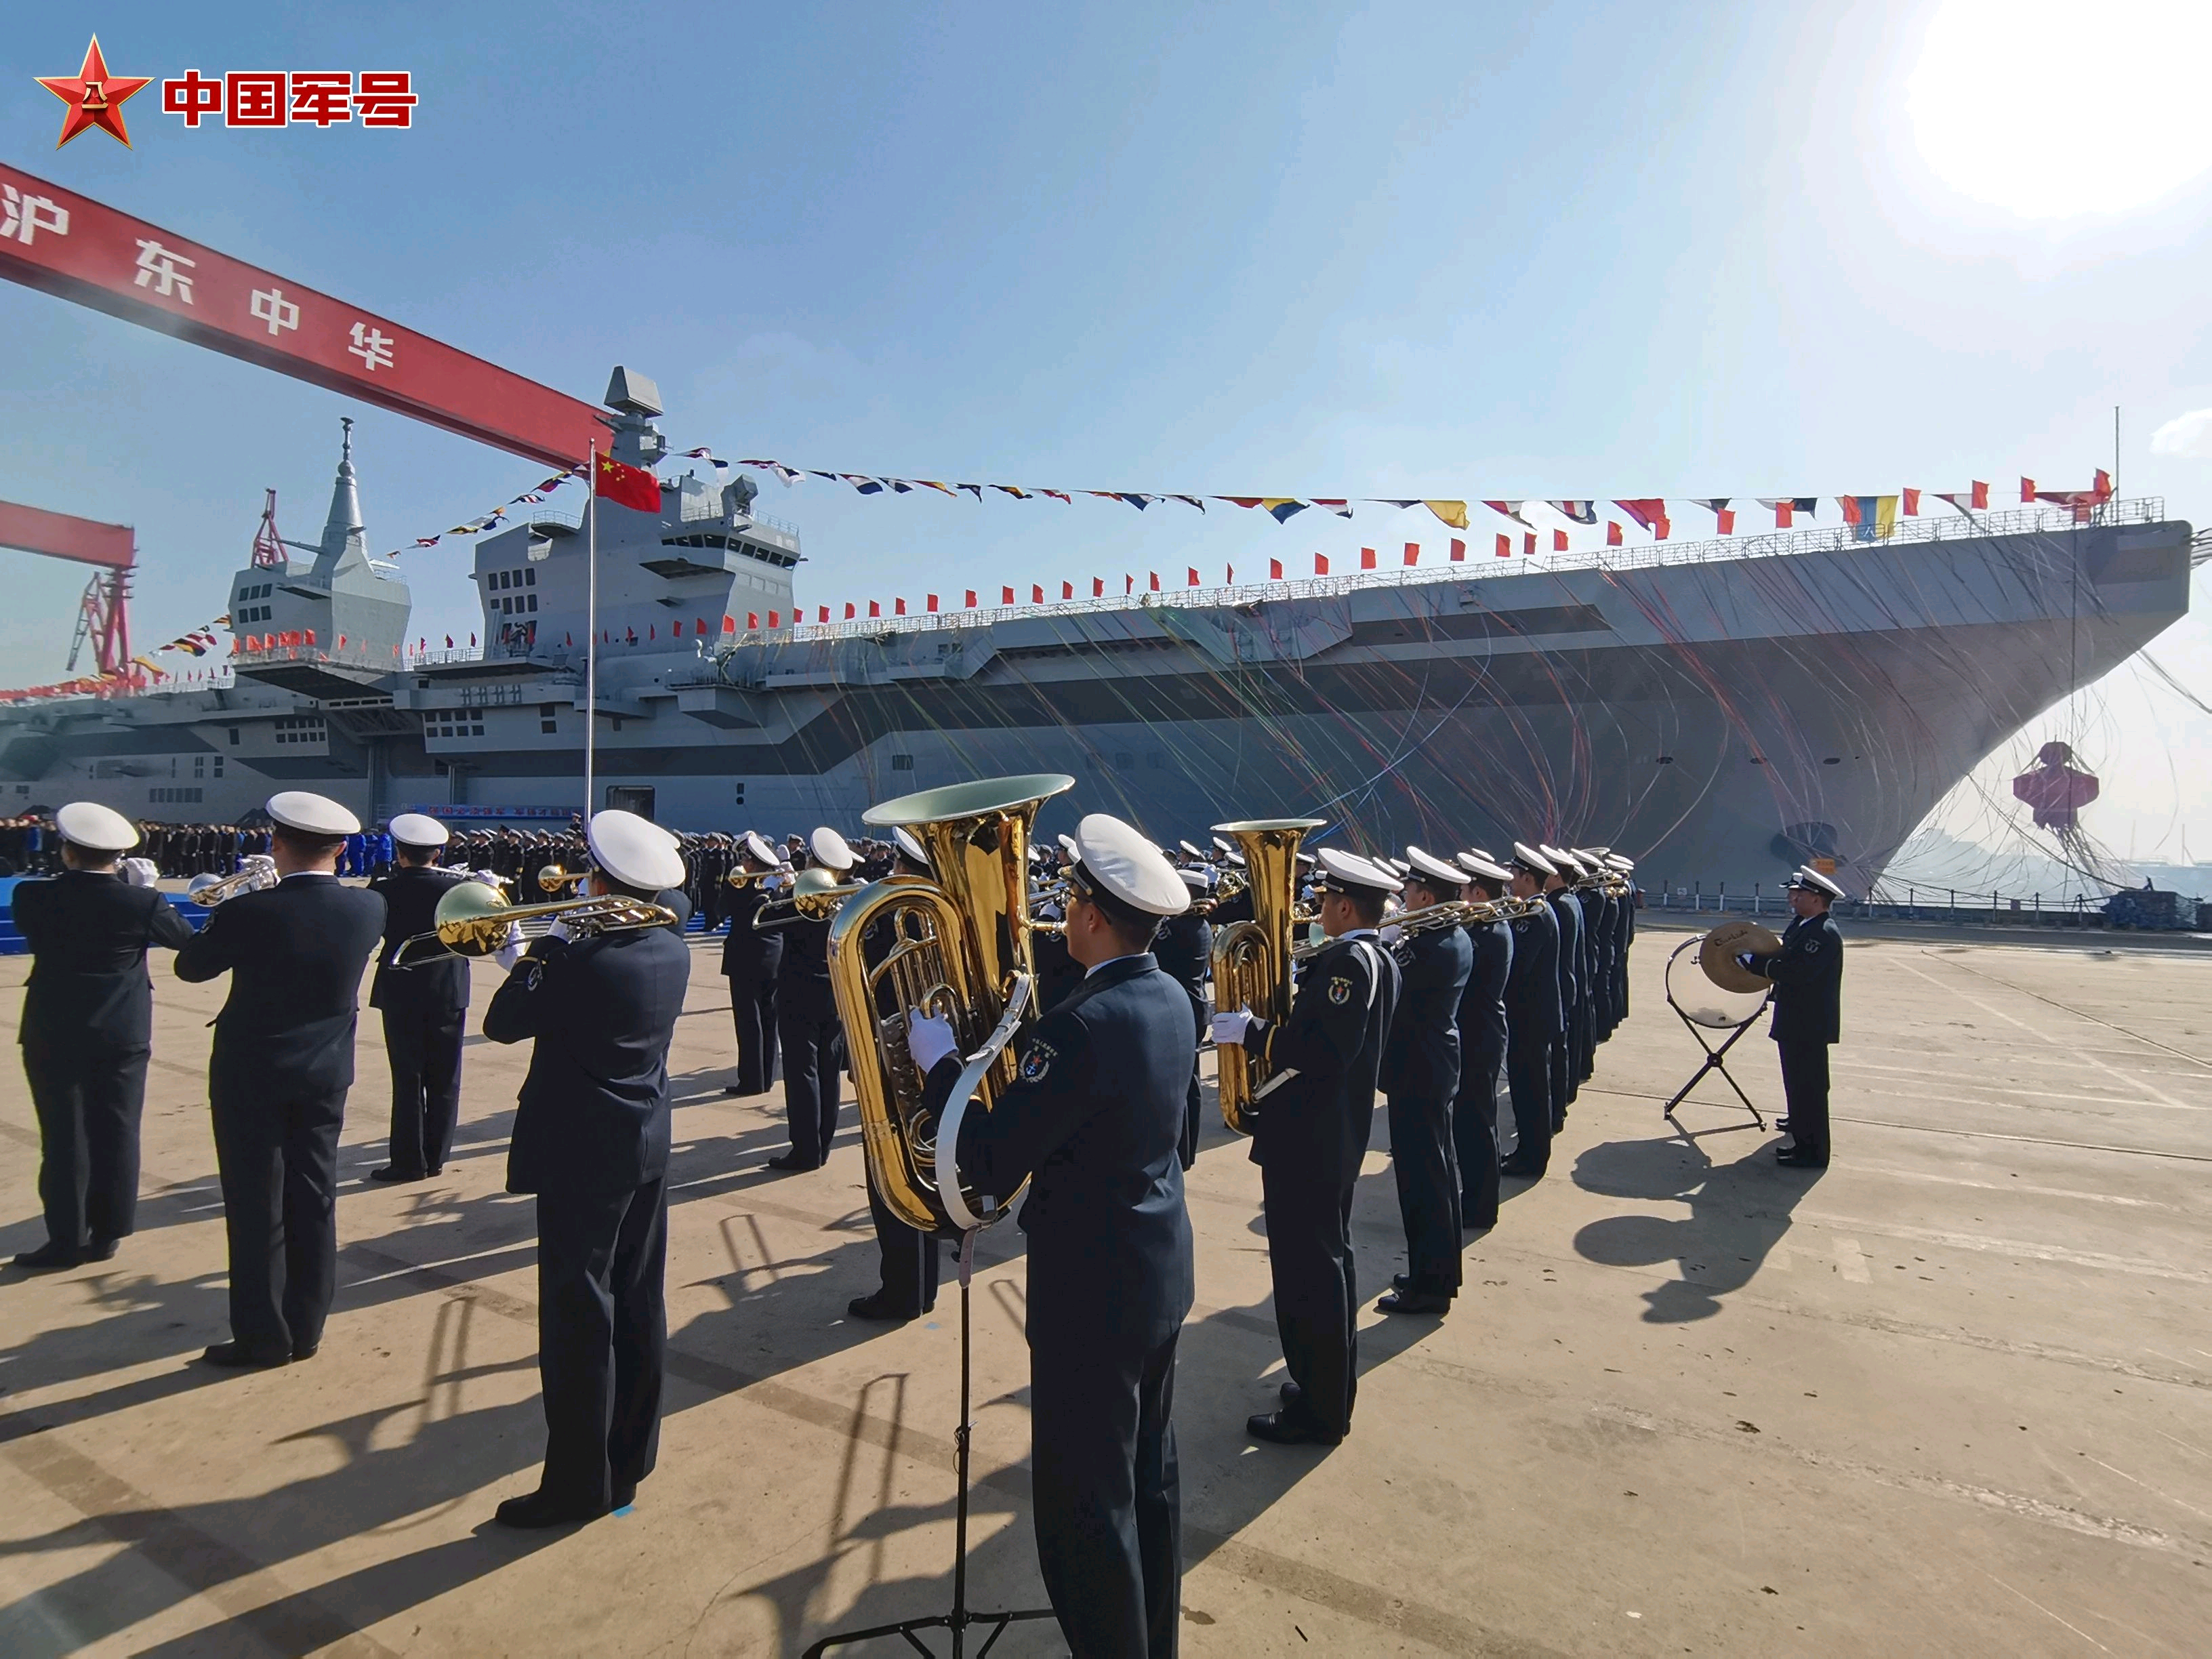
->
[7, 779, 1689, 1652]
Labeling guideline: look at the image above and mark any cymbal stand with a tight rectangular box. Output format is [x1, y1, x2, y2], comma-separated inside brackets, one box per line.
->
[1662, 1012, 1767, 1128]
[803, 1229, 1055, 1658]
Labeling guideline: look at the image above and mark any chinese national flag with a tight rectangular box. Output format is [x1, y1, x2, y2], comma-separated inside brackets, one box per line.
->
[1523, 532, 1536, 556]
[927, 594, 939, 612]
[1605, 522, 1623, 546]
[1900, 490, 1919, 518]
[1717, 508, 1735, 533]
[722, 615, 735, 632]
[1449, 539, 1465, 562]
[895, 598, 907, 615]
[1269, 558, 1283, 579]
[1002, 586, 1015, 605]
[1187, 567, 1200, 586]
[1404, 543, 1419, 566]
[1092, 577, 1105, 597]
[747, 613, 759, 629]
[966, 590, 977, 608]
[768, 611, 780, 628]
[1970, 480, 1989, 510]
[1314, 554, 1329, 575]
[1148, 571, 1160, 591]
[869, 600, 882, 617]
[1553, 529, 1569, 551]
[593, 450, 661, 512]
[2093, 468, 2113, 502]
[1360, 547, 1376, 570]
[1033, 584, 1044, 604]
[1062, 581, 1073, 600]
[2020, 476, 2036, 503]
[845, 602, 857, 619]
[1494, 534, 1510, 558]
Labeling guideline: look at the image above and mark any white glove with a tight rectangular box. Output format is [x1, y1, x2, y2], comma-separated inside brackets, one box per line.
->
[906, 1010, 960, 1074]
[545, 918, 571, 943]
[1210, 1009, 1257, 1045]
[495, 921, 527, 970]
[121, 857, 159, 888]
[1380, 924, 1404, 944]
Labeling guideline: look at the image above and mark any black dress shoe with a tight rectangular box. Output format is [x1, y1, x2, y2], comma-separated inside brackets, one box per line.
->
[1498, 1158, 1546, 1180]
[846, 1291, 920, 1323]
[724, 1084, 745, 1095]
[83, 1237, 119, 1263]
[493, 1490, 606, 1529]
[11, 1242, 84, 1271]
[764, 1152, 817, 1172]
[1376, 1288, 1452, 1316]
[1277, 1378, 1303, 1408]
[1246, 1410, 1341, 1447]
[201, 1341, 291, 1370]
[1775, 1149, 1828, 1169]
[611, 1480, 637, 1511]
[367, 1165, 425, 1184]
[291, 1343, 319, 1363]
[425, 1166, 445, 1178]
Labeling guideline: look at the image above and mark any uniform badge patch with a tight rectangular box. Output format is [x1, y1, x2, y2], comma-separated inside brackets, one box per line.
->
[1805, 939, 1820, 954]
[523, 962, 546, 991]
[1328, 976, 1353, 1005]
[1019, 1040, 1057, 1083]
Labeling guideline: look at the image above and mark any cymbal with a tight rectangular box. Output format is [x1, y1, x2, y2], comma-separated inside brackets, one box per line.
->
[1698, 918, 1782, 994]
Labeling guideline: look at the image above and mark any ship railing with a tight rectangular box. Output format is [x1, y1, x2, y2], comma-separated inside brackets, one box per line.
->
[1649, 878, 2209, 934]
[702, 495, 2168, 647]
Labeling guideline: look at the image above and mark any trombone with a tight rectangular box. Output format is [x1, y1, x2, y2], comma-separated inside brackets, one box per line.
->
[390, 879, 677, 968]
[187, 855, 279, 907]
[751, 866, 864, 929]
[538, 865, 589, 895]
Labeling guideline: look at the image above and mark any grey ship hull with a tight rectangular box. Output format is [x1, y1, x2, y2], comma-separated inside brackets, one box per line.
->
[0, 514, 2190, 898]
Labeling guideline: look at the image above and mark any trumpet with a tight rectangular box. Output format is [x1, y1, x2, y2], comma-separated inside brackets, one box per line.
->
[724, 865, 777, 890]
[187, 855, 279, 907]
[538, 865, 589, 894]
[751, 866, 863, 929]
[390, 879, 677, 968]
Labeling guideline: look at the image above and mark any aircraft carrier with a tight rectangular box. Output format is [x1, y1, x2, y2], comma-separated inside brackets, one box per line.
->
[0, 369, 2192, 895]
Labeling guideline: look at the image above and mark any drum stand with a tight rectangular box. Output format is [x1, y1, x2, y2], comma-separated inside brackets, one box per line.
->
[803, 1231, 1055, 1659]
[1662, 1011, 1767, 1129]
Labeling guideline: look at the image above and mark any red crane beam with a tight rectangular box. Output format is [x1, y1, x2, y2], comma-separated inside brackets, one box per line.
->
[0, 500, 136, 571]
[0, 161, 607, 470]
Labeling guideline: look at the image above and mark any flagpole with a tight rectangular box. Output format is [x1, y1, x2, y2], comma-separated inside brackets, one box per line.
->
[585, 443, 598, 821]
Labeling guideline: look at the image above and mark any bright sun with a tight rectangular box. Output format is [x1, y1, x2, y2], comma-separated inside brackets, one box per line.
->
[1906, 0, 2212, 218]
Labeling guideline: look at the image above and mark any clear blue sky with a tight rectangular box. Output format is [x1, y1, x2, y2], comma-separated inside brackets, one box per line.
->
[3, 2, 2208, 860]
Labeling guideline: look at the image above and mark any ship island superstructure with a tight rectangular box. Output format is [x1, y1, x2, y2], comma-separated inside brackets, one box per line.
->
[0, 367, 2192, 896]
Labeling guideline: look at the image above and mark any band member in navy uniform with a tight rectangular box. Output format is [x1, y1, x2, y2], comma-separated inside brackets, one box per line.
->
[366, 813, 470, 1183]
[1214, 848, 1401, 1447]
[905, 814, 1195, 1659]
[1609, 853, 1637, 1023]
[484, 810, 691, 1526]
[1151, 863, 1216, 1170]
[1498, 844, 1562, 1180]
[11, 802, 193, 1269]
[769, 827, 855, 1170]
[1450, 853, 1515, 1230]
[1377, 848, 1473, 1315]
[176, 792, 385, 1367]
[1752, 866, 1845, 1170]
[720, 831, 784, 1097]
[1538, 845, 1585, 1133]
[1578, 847, 1621, 1046]
[849, 827, 948, 1322]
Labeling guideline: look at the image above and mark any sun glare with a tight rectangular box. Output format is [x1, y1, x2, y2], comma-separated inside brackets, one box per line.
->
[1906, 0, 2212, 218]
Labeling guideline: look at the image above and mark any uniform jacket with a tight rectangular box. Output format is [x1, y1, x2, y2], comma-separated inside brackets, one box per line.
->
[720, 884, 784, 979]
[366, 863, 472, 1014]
[1757, 910, 1843, 1045]
[1029, 928, 1087, 1021]
[1150, 909, 1212, 992]
[174, 874, 386, 1100]
[1548, 890, 1584, 1022]
[484, 922, 691, 1195]
[1248, 931, 1400, 1184]
[1378, 922, 1471, 1102]
[773, 912, 838, 1020]
[1456, 917, 1513, 1070]
[1504, 899, 1562, 1042]
[929, 953, 1195, 1351]
[13, 870, 195, 1050]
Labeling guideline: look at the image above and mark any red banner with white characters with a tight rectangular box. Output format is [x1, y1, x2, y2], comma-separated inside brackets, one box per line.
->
[0, 163, 605, 470]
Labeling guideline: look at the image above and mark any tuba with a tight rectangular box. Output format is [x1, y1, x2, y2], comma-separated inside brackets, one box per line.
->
[826, 773, 1073, 1233]
[1209, 818, 1326, 1134]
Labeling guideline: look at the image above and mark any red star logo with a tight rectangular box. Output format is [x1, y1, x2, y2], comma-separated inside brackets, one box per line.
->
[36, 36, 151, 150]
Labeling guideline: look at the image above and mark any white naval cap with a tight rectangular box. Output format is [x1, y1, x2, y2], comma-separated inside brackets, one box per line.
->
[267, 790, 361, 837]
[739, 830, 779, 867]
[1057, 832, 1080, 857]
[1464, 846, 1494, 864]
[1606, 853, 1635, 873]
[809, 826, 856, 872]
[1786, 864, 1845, 899]
[54, 800, 140, 853]
[388, 812, 449, 849]
[1404, 846, 1469, 886]
[589, 808, 685, 891]
[1211, 835, 1234, 859]
[1511, 842, 1557, 876]
[1315, 847, 1403, 895]
[1584, 844, 1612, 857]
[1176, 865, 1218, 893]
[1382, 856, 1412, 877]
[893, 825, 929, 868]
[1459, 853, 1513, 885]
[1070, 813, 1189, 916]
[1550, 847, 1588, 877]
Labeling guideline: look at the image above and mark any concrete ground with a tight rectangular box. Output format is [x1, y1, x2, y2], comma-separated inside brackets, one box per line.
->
[0, 919, 2207, 1657]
